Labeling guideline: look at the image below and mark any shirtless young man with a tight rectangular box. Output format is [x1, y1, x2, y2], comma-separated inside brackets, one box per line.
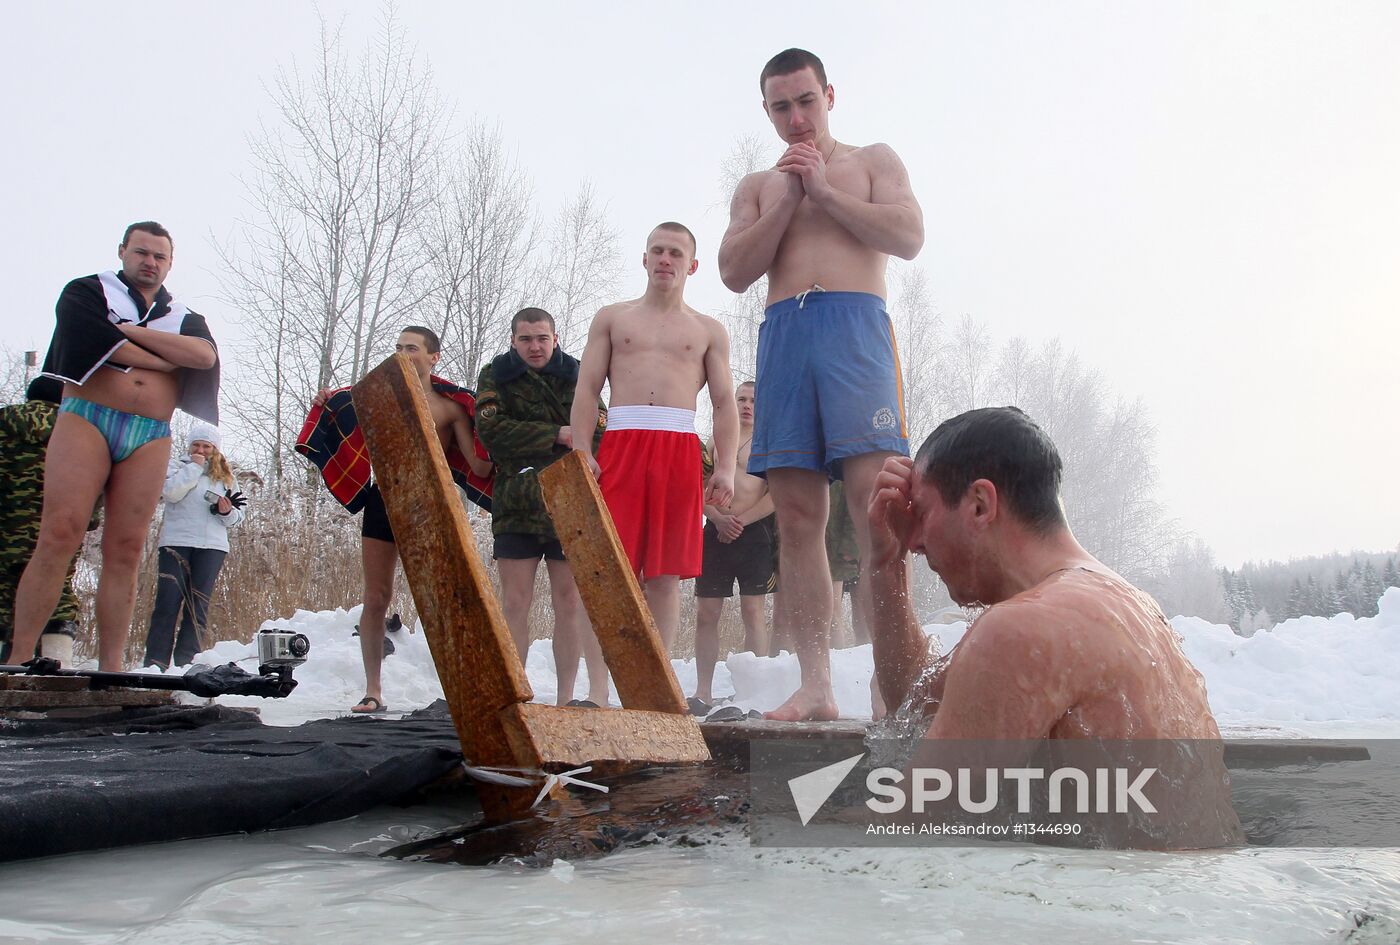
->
[691, 380, 774, 711]
[307, 327, 493, 713]
[718, 48, 924, 720]
[867, 407, 1233, 746]
[11, 222, 219, 671]
[572, 222, 738, 651]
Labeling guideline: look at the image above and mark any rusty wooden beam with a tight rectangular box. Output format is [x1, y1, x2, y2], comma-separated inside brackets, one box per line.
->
[538, 450, 689, 715]
[501, 702, 710, 768]
[353, 354, 540, 821]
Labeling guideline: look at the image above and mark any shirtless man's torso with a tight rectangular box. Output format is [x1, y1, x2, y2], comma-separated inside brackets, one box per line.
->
[572, 223, 738, 651]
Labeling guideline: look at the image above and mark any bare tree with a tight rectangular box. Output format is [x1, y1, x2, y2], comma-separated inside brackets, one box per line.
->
[938, 314, 991, 413]
[0, 345, 39, 404]
[218, 7, 444, 478]
[716, 135, 771, 380]
[1145, 538, 1231, 621]
[889, 264, 942, 442]
[535, 181, 622, 353]
[426, 121, 538, 386]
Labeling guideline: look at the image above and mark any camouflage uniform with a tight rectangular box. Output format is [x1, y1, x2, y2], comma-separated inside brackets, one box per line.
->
[0, 400, 88, 656]
[475, 349, 605, 539]
[825, 480, 862, 584]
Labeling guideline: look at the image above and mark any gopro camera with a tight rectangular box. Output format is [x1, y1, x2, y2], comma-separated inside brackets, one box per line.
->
[257, 628, 311, 674]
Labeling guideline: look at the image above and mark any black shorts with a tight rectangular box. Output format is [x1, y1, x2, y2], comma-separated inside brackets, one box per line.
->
[361, 485, 395, 544]
[494, 532, 566, 561]
[695, 514, 778, 599]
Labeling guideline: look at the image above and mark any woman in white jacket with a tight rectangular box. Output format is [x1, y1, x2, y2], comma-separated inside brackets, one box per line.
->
[142, 422, 245, 669]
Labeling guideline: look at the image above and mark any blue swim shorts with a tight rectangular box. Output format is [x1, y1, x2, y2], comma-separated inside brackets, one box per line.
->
[748, 290, 909, 479]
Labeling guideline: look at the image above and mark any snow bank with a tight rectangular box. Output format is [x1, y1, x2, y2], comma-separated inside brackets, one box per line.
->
[180, 588, 1400, 729]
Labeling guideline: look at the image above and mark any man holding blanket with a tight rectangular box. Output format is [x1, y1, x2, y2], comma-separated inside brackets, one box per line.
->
[298, 326, 493, 713]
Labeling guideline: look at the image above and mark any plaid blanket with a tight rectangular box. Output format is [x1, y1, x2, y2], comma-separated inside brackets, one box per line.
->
[295, 375, 492, 514]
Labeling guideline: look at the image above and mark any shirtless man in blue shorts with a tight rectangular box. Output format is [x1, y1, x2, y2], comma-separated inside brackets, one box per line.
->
[718, 48, 924, 720]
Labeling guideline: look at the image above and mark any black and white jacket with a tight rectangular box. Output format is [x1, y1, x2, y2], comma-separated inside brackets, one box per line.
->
[36, 270, 220, 423]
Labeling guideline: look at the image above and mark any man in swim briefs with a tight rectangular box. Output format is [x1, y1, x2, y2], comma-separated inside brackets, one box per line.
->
[718, 48, 925, 720]
[10, 221, 220, 671]
[691, 380, 775, 713]
[572, 222, 739, 651]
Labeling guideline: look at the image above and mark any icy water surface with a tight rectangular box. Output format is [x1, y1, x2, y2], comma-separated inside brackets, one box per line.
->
[1, 799, 1398, 945]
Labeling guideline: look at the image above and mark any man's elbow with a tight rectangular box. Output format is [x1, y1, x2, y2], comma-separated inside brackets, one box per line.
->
[717, 252, 755, 293]
[189, 344, 218, 370]
[893, 230, 925, 262]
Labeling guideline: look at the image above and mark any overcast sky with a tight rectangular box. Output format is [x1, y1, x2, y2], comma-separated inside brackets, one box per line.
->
[4, 1, 1397, 568]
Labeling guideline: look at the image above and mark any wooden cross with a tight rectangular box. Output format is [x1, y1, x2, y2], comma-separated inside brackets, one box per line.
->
[352, 355, 710, 823]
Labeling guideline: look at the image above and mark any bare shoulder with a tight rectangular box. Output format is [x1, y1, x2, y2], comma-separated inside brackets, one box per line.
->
[694, 311, 730, 346]
[592, 301, 629, 324]
[850, 142, 907, 174]
[737, 167, 780, 195]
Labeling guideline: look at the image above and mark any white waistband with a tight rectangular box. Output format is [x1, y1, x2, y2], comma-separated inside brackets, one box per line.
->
[606, 405, 696, 433]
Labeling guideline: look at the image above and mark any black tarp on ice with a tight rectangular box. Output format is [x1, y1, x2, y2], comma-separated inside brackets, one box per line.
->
[0, 702, 465, 862]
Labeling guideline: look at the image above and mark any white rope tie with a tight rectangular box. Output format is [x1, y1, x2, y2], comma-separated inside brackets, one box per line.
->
[531, 765, 609, 809]
[459, 762, 610, 809]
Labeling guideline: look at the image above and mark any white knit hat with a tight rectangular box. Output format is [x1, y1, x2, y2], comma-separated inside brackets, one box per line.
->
[188, 422, 222, 451]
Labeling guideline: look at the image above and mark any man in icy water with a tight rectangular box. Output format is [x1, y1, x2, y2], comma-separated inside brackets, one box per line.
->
[718, 48, 924, 721]
[865, 407, 1242, 845]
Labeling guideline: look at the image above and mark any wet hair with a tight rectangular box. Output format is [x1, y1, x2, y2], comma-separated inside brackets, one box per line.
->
[121, 221, 173, 251]
[401, 325, 441, 354]
[760, 48, 828, 96]
[914, 407, 1067, 533]
[511, 307, 556, 334]
[651, 221, 697, 256]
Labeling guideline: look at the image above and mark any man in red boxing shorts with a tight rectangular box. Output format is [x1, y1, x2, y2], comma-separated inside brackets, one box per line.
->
[573, 222, 738, 651]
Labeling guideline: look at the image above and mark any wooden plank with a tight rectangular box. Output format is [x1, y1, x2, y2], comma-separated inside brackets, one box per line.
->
[0, 689, 173, 709]
[538, 450, 688, 715]
[0, 676, 89, 692]
[501, 703, 711, 768]
[353, 355, 540, 821]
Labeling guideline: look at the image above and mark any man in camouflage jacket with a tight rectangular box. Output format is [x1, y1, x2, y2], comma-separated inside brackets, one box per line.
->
[476, 307, 610, 706]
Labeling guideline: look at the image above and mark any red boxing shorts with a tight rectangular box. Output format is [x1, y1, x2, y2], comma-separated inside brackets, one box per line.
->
[596, 405, 704, 580]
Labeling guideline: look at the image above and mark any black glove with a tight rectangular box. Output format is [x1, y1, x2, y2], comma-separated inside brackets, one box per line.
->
[227, 491, 248, 510]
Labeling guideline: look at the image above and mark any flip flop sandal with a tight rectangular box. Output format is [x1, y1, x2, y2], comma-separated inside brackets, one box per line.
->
[351, 695, 387, 714]
[566, 699, 600, 708]
[686, 697, 713, 717]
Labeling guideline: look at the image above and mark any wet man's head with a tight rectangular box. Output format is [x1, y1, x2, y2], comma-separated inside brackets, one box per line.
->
[760, 48, 834, 146]
[914, 407, 1066, 532]
[397, 326, 441, 377]
[117, 221, 174, 292]
[511, 307, 558, 369]
[643, 222, 699, 288]
[908, 408, 1068, 604]
[736, 380, 756, 426]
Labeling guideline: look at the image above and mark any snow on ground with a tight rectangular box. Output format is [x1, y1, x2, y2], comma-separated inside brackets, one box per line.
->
[176, 588, 1400, 732]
